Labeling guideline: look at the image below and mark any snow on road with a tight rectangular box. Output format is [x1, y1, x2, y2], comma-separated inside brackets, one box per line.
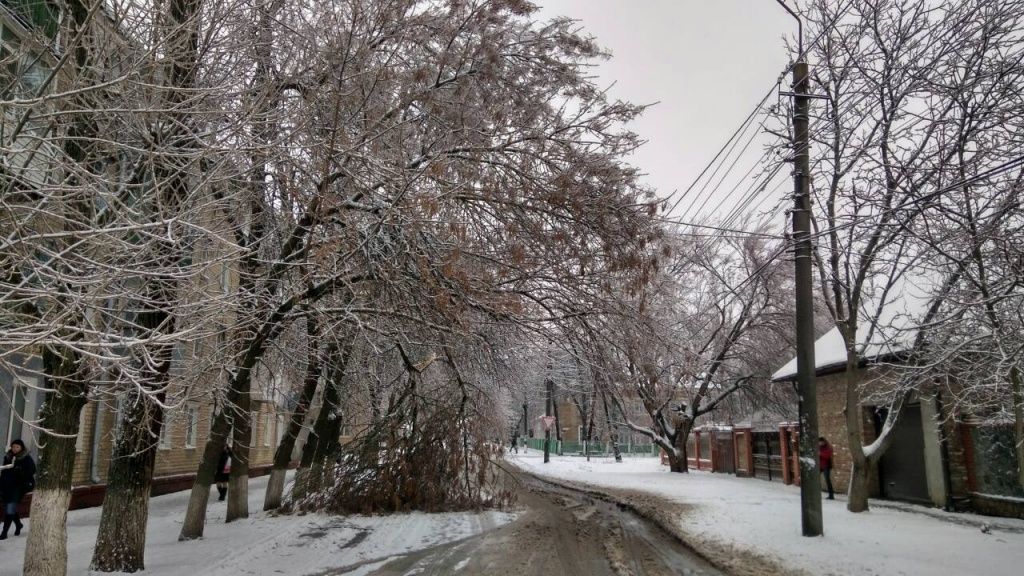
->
[0, 474, 516, 576]
[511, 453, 1024, 576]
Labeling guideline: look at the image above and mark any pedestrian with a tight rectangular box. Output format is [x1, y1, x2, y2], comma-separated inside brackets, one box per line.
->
[0, 439, 35, 539]
[511, 435, 518, 454]
[215, 443, 232, 501]
[819, 436, 835, 500]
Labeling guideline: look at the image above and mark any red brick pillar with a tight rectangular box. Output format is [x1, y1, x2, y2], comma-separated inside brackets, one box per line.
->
[779, 425, 792, 484]
[792, 427, 801, 486]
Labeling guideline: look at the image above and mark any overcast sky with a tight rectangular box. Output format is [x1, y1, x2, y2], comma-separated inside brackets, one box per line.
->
[534, 1, 796, 225]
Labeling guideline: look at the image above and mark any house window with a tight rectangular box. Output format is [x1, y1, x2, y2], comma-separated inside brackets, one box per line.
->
[75, 407, 88, 452]
[220, 263, 232, 295]
[0, 369, 42, 453]
[263, 411, 273, 447]
[185, 404, 199, 448]
[159, 415, 172, 450]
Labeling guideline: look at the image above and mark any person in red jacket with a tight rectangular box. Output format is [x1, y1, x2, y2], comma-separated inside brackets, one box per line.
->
[819, 436, 835, 500]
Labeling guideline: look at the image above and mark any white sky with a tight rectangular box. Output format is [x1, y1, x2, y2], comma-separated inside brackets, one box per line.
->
[535, 1, 797, 226]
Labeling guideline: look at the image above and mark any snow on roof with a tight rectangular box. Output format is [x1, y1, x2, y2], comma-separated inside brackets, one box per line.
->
[772, 269, 937, 381]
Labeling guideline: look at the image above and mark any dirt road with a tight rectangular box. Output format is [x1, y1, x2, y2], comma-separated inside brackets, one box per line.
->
[361, 473, 723, 576]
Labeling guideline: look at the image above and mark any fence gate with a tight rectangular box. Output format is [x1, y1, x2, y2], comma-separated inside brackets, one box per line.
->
[714, 433, 736, 474]
[751, 431, 783, 481]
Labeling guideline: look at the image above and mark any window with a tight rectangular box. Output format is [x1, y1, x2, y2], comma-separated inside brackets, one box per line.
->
[76, 407, 89, 452]
[171, 342, 185, 377]
[263, 411, 273, 447]
[159, 415, 172, 450]
[220, 263, 232, 295]
[185, 404, 199, 448]
[5, 1, 60, 39]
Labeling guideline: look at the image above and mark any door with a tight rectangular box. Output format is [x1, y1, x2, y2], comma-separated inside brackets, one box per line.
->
[878, 404, 930, 504]
[752, 432, 783, 481]
[715, 434, 736, 474]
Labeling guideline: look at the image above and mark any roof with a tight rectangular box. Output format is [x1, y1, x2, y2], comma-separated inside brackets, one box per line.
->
[771, 270, 937, 381]
[771, 326, 909, 381]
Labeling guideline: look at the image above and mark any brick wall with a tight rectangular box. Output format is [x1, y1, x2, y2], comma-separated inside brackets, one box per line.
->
[70, 397, 279, 488]
[814, 369, 882, 497]
[944, 418, 970, 504]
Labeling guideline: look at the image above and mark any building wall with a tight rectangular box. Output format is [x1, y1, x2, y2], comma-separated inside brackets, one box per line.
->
[67, 397, 278, 488]
[815, 369, 881, 497]
[808, 367, 973, 508]
[556, 398, 583, 443]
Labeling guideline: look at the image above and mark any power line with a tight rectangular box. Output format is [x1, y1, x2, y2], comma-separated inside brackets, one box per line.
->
[664, 82, 779, 217]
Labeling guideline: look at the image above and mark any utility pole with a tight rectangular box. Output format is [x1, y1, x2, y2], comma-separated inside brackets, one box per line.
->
[792, 53, 824, 539]
[777, 0, 822, 537]
[544, 377, 553, 464]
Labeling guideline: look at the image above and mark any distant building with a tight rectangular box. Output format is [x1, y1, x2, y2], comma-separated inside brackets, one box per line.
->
[0, 0, 287, 509]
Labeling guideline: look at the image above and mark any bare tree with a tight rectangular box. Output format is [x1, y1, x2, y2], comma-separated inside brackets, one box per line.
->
[792, 0, 1024, 511]
[598, 230, 789, 472]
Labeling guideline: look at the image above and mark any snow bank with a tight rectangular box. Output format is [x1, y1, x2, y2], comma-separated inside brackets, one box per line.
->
[511, 453, 1024, 576]
[0, 474, 516, 576]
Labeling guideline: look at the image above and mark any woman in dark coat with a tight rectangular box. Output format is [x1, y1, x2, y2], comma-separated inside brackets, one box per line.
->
[215, 444, 232, 501]
[0, 439, 35, 539]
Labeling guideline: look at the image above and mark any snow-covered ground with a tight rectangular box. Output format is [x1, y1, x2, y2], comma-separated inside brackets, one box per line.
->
[511, 453, 1024, 576]
[0, 474, 516, 576]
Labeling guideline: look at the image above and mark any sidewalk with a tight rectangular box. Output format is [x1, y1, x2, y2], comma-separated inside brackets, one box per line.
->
[0, 474, 515, 576]
[510, 453, 1024, 576]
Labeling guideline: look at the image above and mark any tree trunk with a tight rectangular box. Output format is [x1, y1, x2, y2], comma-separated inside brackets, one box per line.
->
[179, 401, 235, 540]
[293, 340, 349, 502]
[670, 421, 692, 473]
[226, 388, 253, 522]
[543, 378, 552, 463]
[552, 387, 562, 454]
[584, 396, 595, 462]
[264, 315, 320, 510]
[90, 389, 163, 572]
[304, 376, 343, 498]
[24, 348, 87, 576]
[666, 449, 687, 472]
[847, 457, 873, 513]
[600, 389, 621, 462]
[92, 215, 179, 571]
[843, 347, 872, 513]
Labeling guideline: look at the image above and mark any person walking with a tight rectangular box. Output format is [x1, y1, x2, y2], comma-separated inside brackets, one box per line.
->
[819, 436, 835, 500]
[215, 443, 232, 501]
[0, 439, 35, 539]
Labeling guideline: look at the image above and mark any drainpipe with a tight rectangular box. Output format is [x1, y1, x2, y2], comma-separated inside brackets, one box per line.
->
[89, 402, 105, 484]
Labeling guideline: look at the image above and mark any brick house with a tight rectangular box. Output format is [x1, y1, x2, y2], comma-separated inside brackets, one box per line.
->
[771, 326, 1024, 518]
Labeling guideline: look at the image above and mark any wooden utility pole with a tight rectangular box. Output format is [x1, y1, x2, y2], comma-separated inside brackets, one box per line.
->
[792, 59, 823, 537]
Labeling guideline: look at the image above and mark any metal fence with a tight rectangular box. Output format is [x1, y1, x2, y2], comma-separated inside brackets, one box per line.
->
[519, 438, 659, 457]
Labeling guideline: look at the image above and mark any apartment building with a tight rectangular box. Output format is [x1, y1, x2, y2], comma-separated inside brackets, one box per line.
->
[0, 0, 289, 507]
